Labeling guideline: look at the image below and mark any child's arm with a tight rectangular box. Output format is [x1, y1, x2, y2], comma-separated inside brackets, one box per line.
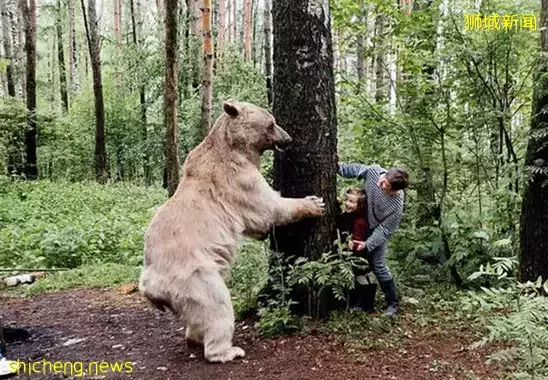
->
[351, 240, 367, 252]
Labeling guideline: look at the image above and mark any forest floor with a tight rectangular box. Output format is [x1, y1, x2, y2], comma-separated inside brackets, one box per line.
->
[1, 287, 505, 380]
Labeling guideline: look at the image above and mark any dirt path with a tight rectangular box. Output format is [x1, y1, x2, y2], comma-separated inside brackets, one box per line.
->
[1, 288, 501, 380]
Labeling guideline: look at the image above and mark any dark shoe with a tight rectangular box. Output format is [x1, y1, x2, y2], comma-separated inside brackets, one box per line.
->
[384, 303, 398, 317]
[379, 279, 399, 317]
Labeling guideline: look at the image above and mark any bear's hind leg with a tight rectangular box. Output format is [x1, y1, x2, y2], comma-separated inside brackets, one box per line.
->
[185, 324, 204, 346]
[185, 268, 245, 363]
[203, 318, 245, 363]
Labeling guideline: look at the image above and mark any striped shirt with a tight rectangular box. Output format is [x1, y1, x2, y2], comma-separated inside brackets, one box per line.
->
[338, 163, 405, 252]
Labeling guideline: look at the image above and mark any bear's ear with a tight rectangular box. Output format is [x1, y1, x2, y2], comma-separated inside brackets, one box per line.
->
[223, 99, 241, 117]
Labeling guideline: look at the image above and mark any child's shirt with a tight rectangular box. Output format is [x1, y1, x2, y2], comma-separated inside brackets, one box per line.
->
[337, 211, 369, 252]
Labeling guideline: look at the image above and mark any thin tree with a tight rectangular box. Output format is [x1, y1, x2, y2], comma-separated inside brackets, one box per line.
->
[130, 0, 150, 184]
[271, 0, 339, 317]
[156, 0, 164, 22]
[20, 0, 37, 180]
[68, 0, 78, 92]
[232, 0, 236, 47]
[225, 0, 232, 44]
[57, 0, 69, 112]
[218, 0, 225, 57]
[113, 0, 122, 86]
[263, 0, 272, 106]
[82, 0, 109, 183]
[201, 0, 213, 137]
[251, 0, 257, 66]
[114, 0, 122, 46]
[519, 0, 548, 283]
[374, 12, 386, 103]
[243, 0, 251, 60]
[1, 1, 15, 97]
[356, 0, 366, 85]
[164, 0, 181, 197]
[12, 4, 25, 97]
[186, 0, 201, 91]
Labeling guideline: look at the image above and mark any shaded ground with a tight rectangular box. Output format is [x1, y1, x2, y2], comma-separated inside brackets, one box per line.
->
[1, 288, 503, 380]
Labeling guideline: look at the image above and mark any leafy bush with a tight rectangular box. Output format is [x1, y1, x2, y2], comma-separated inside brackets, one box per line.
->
[228, 239, 270, 318]
[287, 244, 367, 318]
[255, 251, 300, 336]
[0, 180, 166, 269]
[465, 258, 548, 379]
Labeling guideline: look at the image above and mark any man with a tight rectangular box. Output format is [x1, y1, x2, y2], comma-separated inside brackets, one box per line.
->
[338, 162, 409, 317]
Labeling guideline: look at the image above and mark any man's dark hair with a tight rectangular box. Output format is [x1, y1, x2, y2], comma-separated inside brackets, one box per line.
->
[386, 167, 409, 191]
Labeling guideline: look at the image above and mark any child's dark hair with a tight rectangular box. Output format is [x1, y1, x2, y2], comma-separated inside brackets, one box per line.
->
[346, 188, 366, 211]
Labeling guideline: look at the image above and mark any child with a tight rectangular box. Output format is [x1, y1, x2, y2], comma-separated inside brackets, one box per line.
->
[337, 188, 377, 312]
[338, 188, 368, 248]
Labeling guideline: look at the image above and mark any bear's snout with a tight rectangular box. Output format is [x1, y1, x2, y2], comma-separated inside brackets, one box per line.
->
[274, 125, 292, 147]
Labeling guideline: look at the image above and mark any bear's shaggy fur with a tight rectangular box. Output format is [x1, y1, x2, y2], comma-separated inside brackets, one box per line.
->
[139, 100, 325, 363]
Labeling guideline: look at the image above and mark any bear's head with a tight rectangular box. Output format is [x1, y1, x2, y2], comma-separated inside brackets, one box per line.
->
[217, 99, 292, 154]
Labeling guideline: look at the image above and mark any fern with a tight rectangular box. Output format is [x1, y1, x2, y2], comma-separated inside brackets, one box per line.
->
[467, 258, 548, 379]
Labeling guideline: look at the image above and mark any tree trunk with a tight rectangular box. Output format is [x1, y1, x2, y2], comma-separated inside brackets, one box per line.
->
[1, 1, 15, 97]
[12, 4, 25, 98]
[130, 0, 149, 184]
[243, 0, 251, 60]
[519, 0, 548, 283]
[20, 0, 37, 180]
[251, 0, 258, 67]
[68, 0, 78, 92]
[114, 0, 122, 47]
[226, 0, 231, 42]
[114, 0, 122, 87]
[49, 32, 56, 103]
[57, 0, 69, 112]
[271, 0, 339, 317]
[263, 0, 272, 106]
[164, 0, 181, 197]
[374, 13, 386, 103]
[187, 0, 201, 92]
[156, 0, 164, 23]
[218, 0, 224, 58]
[232, 0, 236, 46]
[201, 0, 213, 137]
[82, 0, 109, 183]
[356, 1, 366, 85]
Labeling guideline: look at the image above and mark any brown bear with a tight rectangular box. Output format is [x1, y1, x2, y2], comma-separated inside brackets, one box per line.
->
[138, 99, 325, 363]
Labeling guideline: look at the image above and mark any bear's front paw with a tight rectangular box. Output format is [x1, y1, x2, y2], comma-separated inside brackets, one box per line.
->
[304, 196, 325, 217]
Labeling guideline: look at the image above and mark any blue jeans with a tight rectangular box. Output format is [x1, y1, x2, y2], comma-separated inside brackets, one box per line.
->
[367, 243, 392, 282]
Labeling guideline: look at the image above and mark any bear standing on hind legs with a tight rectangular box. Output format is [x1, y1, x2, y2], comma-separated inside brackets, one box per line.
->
[139, 99, 325, 363]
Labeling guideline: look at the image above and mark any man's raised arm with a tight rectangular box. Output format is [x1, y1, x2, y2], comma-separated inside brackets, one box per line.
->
[338, 163, 370, 179]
